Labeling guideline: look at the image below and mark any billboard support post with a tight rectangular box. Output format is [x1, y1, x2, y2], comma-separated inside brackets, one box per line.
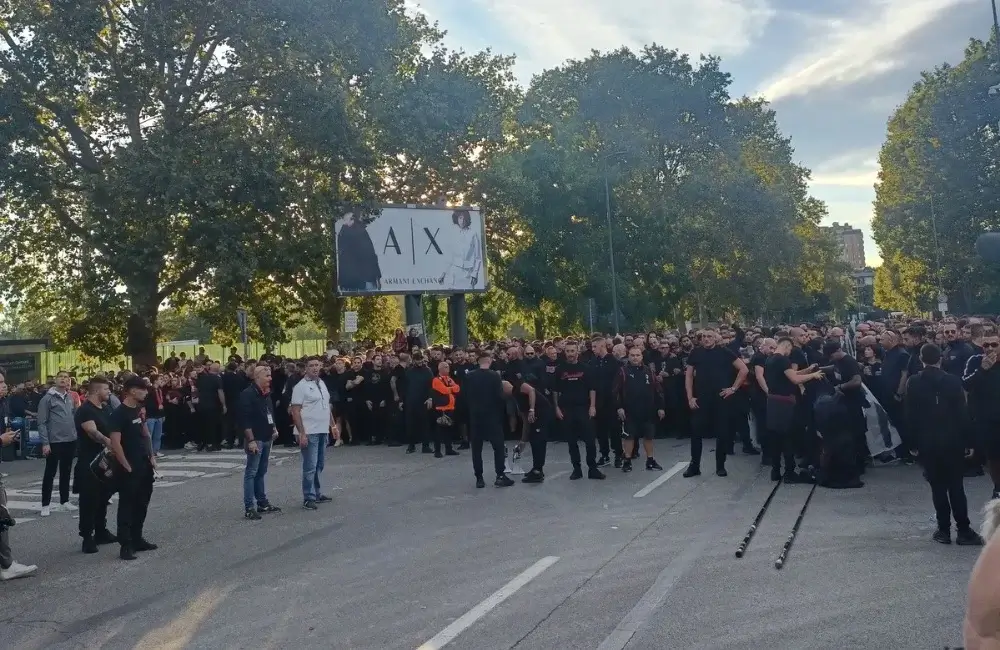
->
[404, 295, 424, 345]
[449, 295, 468, 347]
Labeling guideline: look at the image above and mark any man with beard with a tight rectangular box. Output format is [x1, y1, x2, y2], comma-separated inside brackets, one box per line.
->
[464, 351, 514, 488]
[507, 374, 552, 484]
[75, 378, 119, 553]
[404, 352, 434, 454]
[942, 322, 976, 378]
[109, 377, 158, 561]
[964, 328, 1000, 498]
[590, 337, 623, 468]
[554, 341, 605, 481]
[360, 355, 392, 446]
[194, 362, 227, 452]
[290, 358, 337, 511]
[613, 347, 665, 472]
[684, 330, 749, 478]
[765, 338, 824, 482]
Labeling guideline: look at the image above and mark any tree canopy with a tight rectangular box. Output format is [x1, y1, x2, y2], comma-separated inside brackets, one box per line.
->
[1, 3, 850, 359]
[873, 37, 1000, 314]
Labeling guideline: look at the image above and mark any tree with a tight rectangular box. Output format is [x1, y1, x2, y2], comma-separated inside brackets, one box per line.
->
[343, 296, 402, 344]
[0, 0, 452, 363]
[873, 37, 1000, 314]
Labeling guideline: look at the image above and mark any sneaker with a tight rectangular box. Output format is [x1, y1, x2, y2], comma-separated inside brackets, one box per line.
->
[316, 495, 332, 503]
[334, 439, 344, 447]
[475, 476, 486, 488]
[60, 501, 78, 512]
[94, 530, 118, 545]
[597, 455, 610, 468]
[770, 467, 782, 482]
[405, 445, 416, 454]
[716, 467, 728, 477]
[622, 459, 633, 473]
[646, 458, 663, 471]
[932, 529, 952, 545]
[569, 467, 583, 480]
[495, 475, 515, 488]
[0, 561, 37, 580]
[682, 464, 701, 478]
[155, 452, 165, 459]
[742, 446, 760, 456]
[457, 441, 470, 450]
[81, 536, 99, 554]
[588, 468, 606, 480]
[40, 506, 51, 517]
[184, 442, 197, 450]
[257, 504, 282, 513]
[433, 450, 443, 458]
[957, 529, 985, 546]
[521, 469, 544, 484]
[613, 455, 623, 469]
[120, 546, 137, 561]
[245, 508, 262, 521]
[445, 448, 460, 456]
[135, 539, 158, 552]
[421, 445, 433, 454]
[303, 500, 318, 510]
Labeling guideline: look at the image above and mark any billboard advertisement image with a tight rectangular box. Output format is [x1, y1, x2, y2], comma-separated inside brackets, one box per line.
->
[335, 205, 487, 295]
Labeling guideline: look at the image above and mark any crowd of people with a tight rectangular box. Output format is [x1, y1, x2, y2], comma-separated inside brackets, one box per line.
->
[2, 316, 999, 579]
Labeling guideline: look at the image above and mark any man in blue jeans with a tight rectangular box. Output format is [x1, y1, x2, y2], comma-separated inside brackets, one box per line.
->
[290, 357, 339, 510]
[239, 365, 282, 521]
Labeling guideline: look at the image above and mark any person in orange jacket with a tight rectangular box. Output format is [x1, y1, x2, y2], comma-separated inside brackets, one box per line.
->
[430, 361, 461, 459]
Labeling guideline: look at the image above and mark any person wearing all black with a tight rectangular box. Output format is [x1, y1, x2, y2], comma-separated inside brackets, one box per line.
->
[907, 344, 983, 545]
[464, 351, 514, 488]
[221, 363, 248, 449]
[655, 340, 685, 439]
[879, 331, 910, 448]
[942, 323, 976, 378]
[387, 355, 408, 447]
[748, 339, 773, 462]
[554, 341, 605, 480]
[360, 355, 392, 446]
[450, 351, 475, 450]
[764, 338, 824, 482]
[821, 341, 867, 488]
[404, 352, 434, 454]
[589, 337, 624, 468]
[963, 330, 1000, 498]
[509, 374, 552, 483]
[194, 363, 226, 451]
[612, 346, 665, 473]
[108, 377, 158, 561]
[683, 330, 749, 478]
[74, 378, 118, 554]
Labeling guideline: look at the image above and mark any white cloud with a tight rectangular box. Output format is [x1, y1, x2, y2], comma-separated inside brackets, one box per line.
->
[438, 0, 776, 81]
[755, 0, 974, 101]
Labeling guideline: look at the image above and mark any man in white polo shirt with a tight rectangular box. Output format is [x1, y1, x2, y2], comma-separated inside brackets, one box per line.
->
[290, 357, 339, 510]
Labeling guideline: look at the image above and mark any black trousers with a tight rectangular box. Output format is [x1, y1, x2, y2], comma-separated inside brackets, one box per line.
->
[117, 466, 154, 548]
[223, 412, 241, 446]
[41, 441, 76, 506]
[364, 404, 388, 443]
[470, 422, 505, 478]
[78, 461, 116, 538]
[750, 395, 768, 457]
[594, 402, 622, 458]
[528, 415, 550, 471]
[433, 416, 455, 451]
[562, 407, 597, 470]
[924, 460, 971, 532]
[405, 405, 429, 447]
[729, 392, 753, 449]
[196, 410, 222, 449]
[690, 396, 730, 471]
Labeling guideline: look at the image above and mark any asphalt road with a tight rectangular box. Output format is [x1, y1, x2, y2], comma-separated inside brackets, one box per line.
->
[0, 440, 983, 650]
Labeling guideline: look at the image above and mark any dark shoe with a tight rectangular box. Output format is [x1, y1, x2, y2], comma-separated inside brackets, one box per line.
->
[716, 468, 728, 477]
[366, 440, 379, 446]
[522, 469, 544, 483]
[445, 448, 460, 456]
[622, 459, 633, 473]
[316, 495, 332, 504]
[94, 529, 117, 545]
[135, 539, 158, 552]
[457, 441, 470, 450]
[245, 508, 262, 521]
[588, 468, 606, 480]
[257, 503, 282, 513]
[569, 467, 584, 480]
[120, 545, 137, 561]
[683, 464, 701, 478]
[495, 475, 515, 487]
[597, 455, 610, 467]
[957, 529, 985, 546]
[303, 500, 318, 510]
[406, 445, 416, 454]
[770, 468, 782, 482]
[82, 536, 98, 554]
[386, 441, 403, 447]
[932, 529, 952, 545]
[475, 476, 486, 489]
[743, 446, 760, 455]
[613, 455, 623, 469]
[434, 450, 443, 458]
[646, 458, 663, 471]
[421, 445, 433, 454]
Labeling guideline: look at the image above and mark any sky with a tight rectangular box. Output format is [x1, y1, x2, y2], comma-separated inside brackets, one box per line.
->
[406, 0, 989, 267]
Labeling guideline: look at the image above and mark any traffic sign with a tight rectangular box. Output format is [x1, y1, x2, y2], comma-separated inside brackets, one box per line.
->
[344, 311, 358, 333]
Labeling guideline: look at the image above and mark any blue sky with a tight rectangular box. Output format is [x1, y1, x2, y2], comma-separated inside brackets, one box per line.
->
[407, 0, 989, 266]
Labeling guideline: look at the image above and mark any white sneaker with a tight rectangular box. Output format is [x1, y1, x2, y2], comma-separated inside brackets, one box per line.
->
[184, 442, 196, 450]
[40, 505, 51, 517]
[60, 501, 78, 512]
[0, 561, 37, 580]
[155, 452, 165, 459]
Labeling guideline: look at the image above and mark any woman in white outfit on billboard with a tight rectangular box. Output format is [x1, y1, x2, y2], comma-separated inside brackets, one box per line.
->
[439, 209, 482, 290]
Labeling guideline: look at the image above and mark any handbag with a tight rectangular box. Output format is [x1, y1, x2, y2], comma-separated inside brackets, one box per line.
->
[89, 448, 120, 484]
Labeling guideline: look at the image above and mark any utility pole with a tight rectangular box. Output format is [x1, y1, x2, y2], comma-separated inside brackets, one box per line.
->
[602, 151, 626, 334]
[992, 0, 1000, 67]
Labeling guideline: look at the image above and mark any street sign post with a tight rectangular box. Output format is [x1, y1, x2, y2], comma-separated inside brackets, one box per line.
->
[236, 308, 249, 359]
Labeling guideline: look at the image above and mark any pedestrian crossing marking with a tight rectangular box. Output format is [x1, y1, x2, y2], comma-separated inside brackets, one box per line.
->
[157, 461, 244, 470]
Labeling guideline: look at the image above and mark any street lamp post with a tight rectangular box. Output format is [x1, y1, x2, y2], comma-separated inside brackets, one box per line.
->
[603, 151, 626, 334]
[992, 0, 1000, 67]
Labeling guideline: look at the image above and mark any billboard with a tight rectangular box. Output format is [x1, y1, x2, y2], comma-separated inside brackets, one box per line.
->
[335, 205, 487, 295]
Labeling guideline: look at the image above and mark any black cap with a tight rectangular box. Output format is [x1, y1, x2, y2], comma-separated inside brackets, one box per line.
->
[123, 376, 147, 391]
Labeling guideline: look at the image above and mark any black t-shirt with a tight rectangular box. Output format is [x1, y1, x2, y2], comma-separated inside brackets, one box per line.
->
[195, 372, 223, 411]
[687, 346, 738, 398]
[462, 368, 505, 424]
[513, 379, 552, 417]
[75, 400, 112, 461]
[833, 355, 865, 407]
[109, 403, 147, 465]
[748, 352, 768, 392]
[554, 361, 594, 408]
[788, 347, 809, 371]
[764, 354, 797, 397]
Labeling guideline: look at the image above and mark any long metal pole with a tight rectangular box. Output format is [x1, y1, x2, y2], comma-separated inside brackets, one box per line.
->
[735, 480, 782, 558]
[604, 159, 620, 335]
[930, 194, 945, 307]
[992, 0, 1000, 67]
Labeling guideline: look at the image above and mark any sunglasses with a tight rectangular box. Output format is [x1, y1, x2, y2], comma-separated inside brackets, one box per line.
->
[984, 342, 1000, 349]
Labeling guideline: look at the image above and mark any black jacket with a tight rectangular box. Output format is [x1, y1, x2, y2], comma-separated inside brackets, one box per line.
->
[238, 385, 276, 443]
[612, 363, 664, 419]
[905, 366, 968, 459]
[963, 354, 1000, 421]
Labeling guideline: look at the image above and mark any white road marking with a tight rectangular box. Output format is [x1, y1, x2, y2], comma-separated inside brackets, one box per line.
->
[15, 517, 35, 524]
[153, 481, 188, 488]
[157, 461, 243, 470]
[546, 471, 570, 481]
[632, 461, 688, 498]
[5, 500, 44, 512]
[155, 470, 207, 478]
[416, 556, 560, 650]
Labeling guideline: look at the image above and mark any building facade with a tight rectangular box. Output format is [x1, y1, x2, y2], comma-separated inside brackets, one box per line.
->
[824, 222, 866, 270]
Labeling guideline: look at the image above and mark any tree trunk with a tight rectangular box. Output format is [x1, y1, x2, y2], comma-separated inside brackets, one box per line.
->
[533, 317, 545, 341]
[126, 308, 158, 369]
[324, 264, 343, 342]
